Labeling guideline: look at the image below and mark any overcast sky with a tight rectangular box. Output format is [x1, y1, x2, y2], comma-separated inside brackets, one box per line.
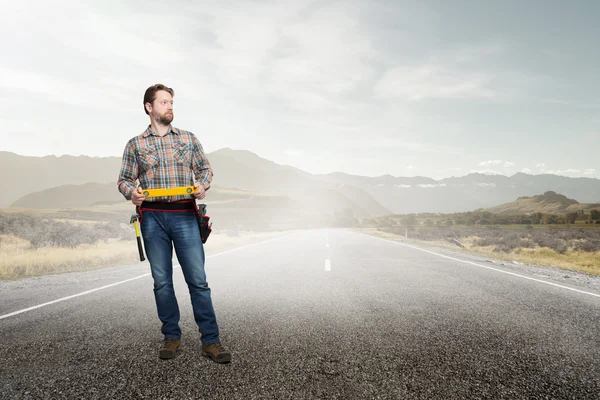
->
[1, 0, 598, 180]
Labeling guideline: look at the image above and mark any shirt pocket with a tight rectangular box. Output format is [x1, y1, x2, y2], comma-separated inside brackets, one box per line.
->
[139, 145, 160, 171]
[172, 141, 191, 165]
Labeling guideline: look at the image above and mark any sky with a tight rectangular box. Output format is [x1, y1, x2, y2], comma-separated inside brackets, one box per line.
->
[1, 0, 598, 180]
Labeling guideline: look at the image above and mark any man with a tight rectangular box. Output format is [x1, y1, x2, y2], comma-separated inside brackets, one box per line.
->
[117, 83, 231, 364]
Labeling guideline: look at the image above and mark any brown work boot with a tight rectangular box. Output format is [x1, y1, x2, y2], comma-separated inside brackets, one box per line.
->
[159, 338, 181, 359]
[201, 341, 231, 364]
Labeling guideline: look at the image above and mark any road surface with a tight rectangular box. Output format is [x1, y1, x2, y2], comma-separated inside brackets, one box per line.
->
[1, 228, 599, 399]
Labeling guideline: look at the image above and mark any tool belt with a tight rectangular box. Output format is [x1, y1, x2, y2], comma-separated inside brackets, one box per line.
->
[136, 200, 212, 243]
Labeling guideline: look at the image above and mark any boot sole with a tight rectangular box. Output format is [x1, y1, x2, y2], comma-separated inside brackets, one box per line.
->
[159, 347, 181, 359]
[201, 350, 231, 363]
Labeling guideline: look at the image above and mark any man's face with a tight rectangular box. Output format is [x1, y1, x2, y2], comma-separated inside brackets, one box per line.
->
[148, 90, 174, 125]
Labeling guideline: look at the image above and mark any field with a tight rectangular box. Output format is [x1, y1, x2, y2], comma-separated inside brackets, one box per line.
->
[0, 209, 296, 280]
[0, 230, 295, 280]
[356, 224, 600, 276]
[3, 204, 600, 279]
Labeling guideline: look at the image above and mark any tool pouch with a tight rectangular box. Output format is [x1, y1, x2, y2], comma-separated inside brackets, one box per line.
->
[195, 203, 212, 243]
[198, 214, 212, 243]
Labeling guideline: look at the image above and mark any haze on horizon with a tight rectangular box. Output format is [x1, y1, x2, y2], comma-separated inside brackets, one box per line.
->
[1, 0, 598, 181]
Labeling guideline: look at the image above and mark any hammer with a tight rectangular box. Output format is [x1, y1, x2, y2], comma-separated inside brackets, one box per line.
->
[130, 213, 145, 262]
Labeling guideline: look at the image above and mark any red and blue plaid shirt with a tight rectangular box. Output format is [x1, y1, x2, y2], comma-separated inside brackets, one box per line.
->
[118, 124, 213, 202]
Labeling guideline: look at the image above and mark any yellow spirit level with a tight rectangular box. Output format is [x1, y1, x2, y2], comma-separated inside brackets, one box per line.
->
[142, 186, 195, 198]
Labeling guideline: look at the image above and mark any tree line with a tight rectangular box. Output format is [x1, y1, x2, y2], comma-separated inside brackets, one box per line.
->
[361, 209, 600, 227]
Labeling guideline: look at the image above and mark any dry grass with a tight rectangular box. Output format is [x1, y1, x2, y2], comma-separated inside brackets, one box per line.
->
[0, 238, 140, 280]
[463, 244, 600, 276]
[0, 230, 296, 280]
[51, 218, 101, 225]
[354, 228, 600, 276]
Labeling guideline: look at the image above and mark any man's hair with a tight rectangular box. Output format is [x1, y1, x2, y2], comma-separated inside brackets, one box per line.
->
[143, 83, 174, 115]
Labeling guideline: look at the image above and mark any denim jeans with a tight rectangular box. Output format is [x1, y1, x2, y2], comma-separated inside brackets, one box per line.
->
[140, 209, 220, 345]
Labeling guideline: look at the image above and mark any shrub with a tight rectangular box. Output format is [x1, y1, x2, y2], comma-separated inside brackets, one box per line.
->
[0, 213, 131, 249]
[573, 240, 600, 252]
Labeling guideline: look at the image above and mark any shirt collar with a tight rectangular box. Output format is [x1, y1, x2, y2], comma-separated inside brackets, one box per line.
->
[143, 124, 178, 137]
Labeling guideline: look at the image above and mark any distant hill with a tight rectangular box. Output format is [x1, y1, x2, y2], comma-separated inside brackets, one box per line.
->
[2, 148, 391, 217]
[311, 171, 600, 214]
[486, 191, 600, 215]
[2, 148, 599, 214]
[0, 151, 119, 208]
[8, 182, 258, 209]
[5, 182, 381, 231]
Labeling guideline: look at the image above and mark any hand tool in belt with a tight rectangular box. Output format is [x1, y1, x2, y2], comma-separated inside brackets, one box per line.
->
[129, 212, 145, 262]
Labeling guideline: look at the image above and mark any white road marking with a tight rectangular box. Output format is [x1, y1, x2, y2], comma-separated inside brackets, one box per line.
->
[0, 231, 302, 320]
[358, 232, 600, 299]
[0, 274, 151, 320]
[325, 259, 331, 272]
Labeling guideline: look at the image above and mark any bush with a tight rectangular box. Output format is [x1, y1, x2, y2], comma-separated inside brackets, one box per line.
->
[0, 213, 131, 249]
[573, 240, 600, 252]
[398, 224, 600, 255]
[495, 239, 522, 253]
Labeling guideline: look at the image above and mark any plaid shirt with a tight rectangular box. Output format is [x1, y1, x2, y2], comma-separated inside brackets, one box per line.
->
[117, 124, 213, 202]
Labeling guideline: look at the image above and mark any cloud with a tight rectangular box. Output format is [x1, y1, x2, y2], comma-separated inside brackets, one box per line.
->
[340, 137, 463, 154]
[374, 64, 496, 101]
[520, 167, 596, 177]
[1, 0, 597, 181]
[185, 0, 379, 115]
[479, 160, 515, 168]
[370, 39, 531, 103]
[533, 164, 597, 177]
[480, 160, 503, 166]
[470, 169, 501, 175]
[0, 66, 133, 112]
[542, 168, 584, 176]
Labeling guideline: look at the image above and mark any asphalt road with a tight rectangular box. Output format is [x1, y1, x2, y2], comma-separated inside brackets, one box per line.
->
[1, 228, 599, 399]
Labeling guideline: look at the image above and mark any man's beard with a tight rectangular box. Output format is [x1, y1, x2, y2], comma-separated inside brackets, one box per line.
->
[154, 112, 173, 125]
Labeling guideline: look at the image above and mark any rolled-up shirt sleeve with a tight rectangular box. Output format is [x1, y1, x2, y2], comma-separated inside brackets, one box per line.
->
[191, 134, 213, 190]
[117, 139, 138, 200]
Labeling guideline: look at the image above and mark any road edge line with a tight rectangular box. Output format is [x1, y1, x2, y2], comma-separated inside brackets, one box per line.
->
[0, 230, 303, 320]
[355, 231, 600, 299]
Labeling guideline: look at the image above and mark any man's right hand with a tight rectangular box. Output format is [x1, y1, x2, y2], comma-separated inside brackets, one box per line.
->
[131, 187, 145, 206]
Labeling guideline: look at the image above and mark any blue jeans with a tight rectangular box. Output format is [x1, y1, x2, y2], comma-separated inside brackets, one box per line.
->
[140, 209, 220, 345]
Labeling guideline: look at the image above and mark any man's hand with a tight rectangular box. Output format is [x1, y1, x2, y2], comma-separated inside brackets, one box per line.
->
[193, 183, 206, 200]
[131, 187, 145, 206]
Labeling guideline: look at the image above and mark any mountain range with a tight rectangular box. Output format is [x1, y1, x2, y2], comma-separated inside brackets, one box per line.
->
[2, 149, 599, 216]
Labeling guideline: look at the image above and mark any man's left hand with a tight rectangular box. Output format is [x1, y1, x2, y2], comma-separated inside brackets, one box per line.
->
[193, 183, 206, 200]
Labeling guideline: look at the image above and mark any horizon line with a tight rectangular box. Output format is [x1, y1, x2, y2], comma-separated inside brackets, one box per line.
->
[1, 149, 598, 182]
